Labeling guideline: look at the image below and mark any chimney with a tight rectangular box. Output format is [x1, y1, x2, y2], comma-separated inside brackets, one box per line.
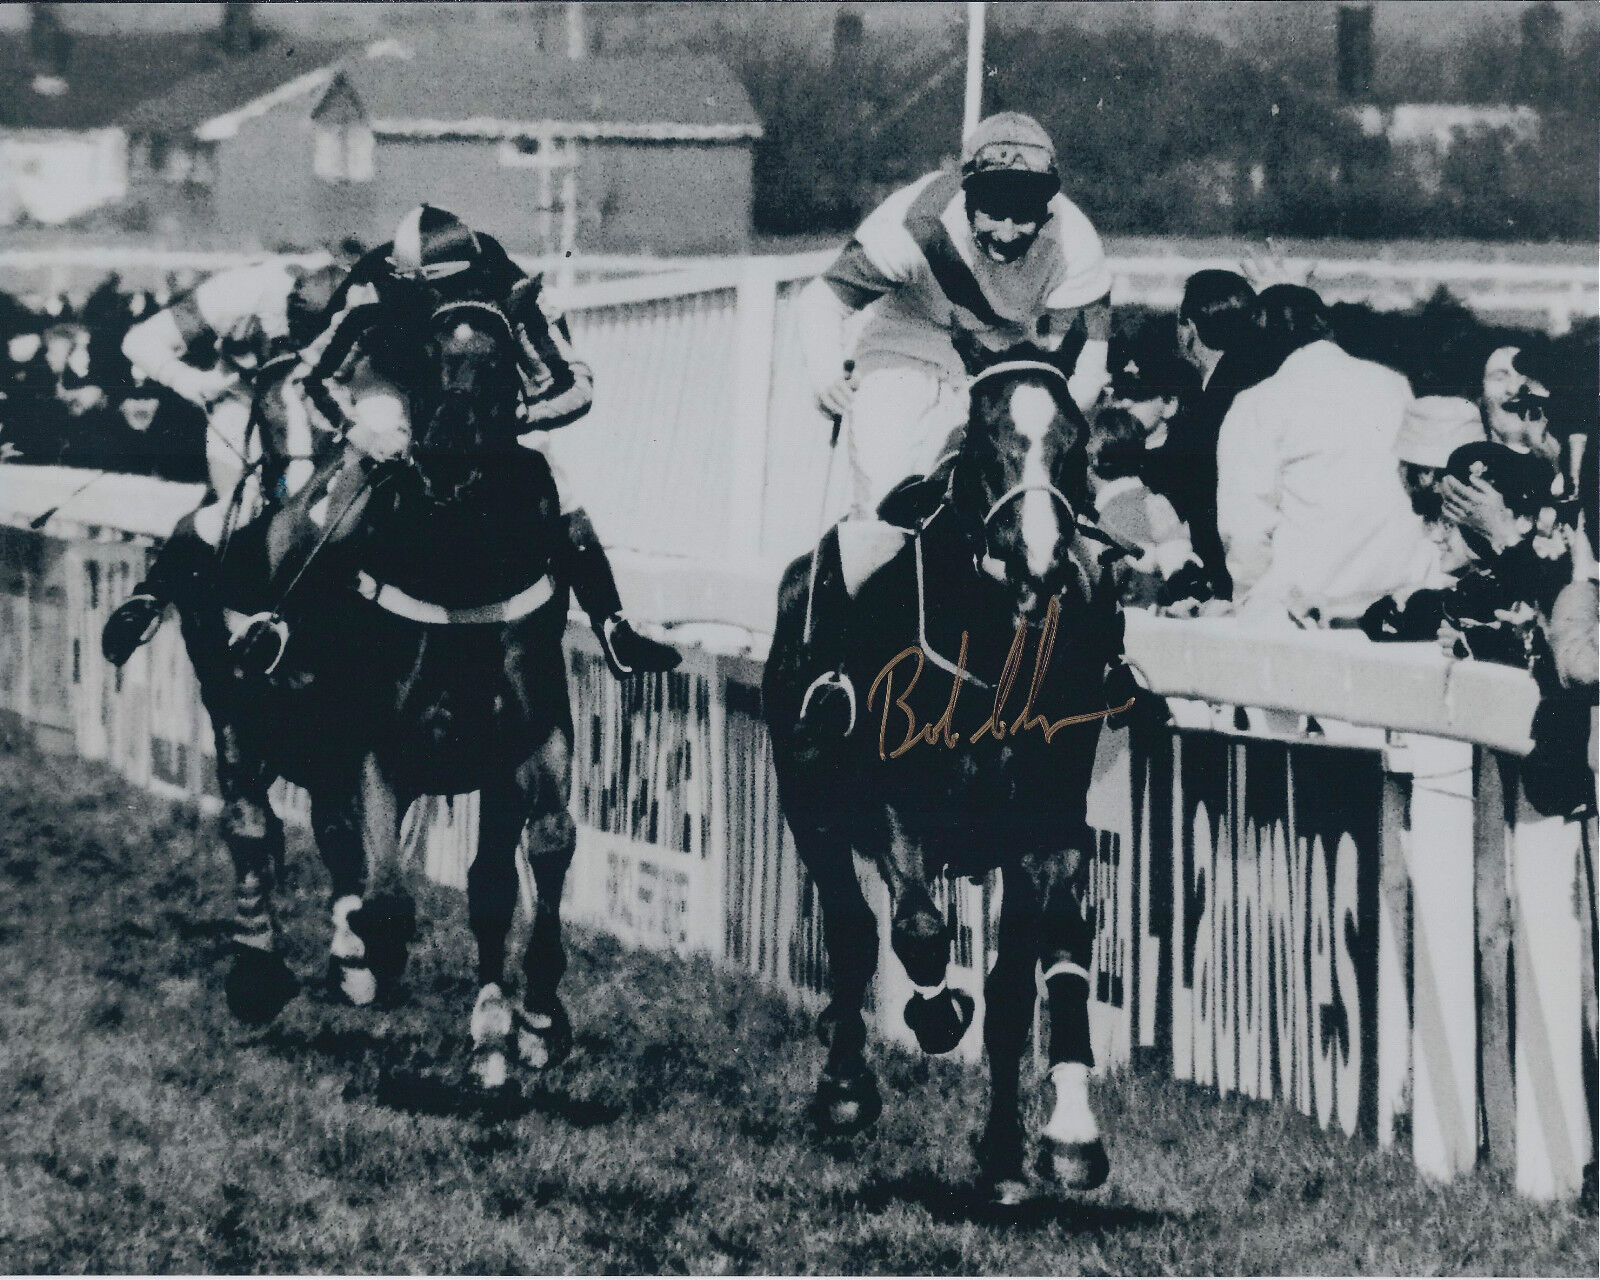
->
[220, 2, 257, 56]
[1335, 4, 1374, 101]
[833, 7, 864, 66]
[1516, 1, 1562, 106]
[27, 3, 72, 94]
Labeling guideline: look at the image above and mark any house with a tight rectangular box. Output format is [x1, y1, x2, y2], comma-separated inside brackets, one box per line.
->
[128, 36, 763, 256]
[0, 5, 243, 226]
[119, 37, 355, 239]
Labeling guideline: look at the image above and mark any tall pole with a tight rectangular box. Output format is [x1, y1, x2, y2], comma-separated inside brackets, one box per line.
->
[963, 1, 986, 142]
[565, 1, 585, 60]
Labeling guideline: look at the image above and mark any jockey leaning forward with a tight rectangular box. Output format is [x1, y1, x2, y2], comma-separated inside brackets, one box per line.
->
[103, 205, 679, 680]
[789, 111, 1115, 742]
[101, 253, 347, 662]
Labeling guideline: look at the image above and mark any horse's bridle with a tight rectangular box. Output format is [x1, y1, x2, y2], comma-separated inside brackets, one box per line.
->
[430, 297, 518, 346]
[408, 298, 521, 501]
[962, 359, 1082, 563]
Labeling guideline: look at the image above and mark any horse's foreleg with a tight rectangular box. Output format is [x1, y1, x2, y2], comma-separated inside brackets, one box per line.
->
[879, 814, 973, 1056]
[795, 820, 882, 1135]
[1030, 837, 1110, 1191]
[311, 756, 415, 1006]
[977, 863, 1042, 1198]
[465, 777, 534, 1089]
[509, 728, 576, 1072]
[214, 722, 298, 1025]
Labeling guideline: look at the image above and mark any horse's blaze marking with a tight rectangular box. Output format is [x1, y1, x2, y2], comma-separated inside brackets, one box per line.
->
[1009, 383, 1060, 581]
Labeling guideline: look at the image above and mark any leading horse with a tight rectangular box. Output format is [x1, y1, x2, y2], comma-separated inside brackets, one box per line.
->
[175, 299, 577, 1087]
[763, 350, 1142, 1202]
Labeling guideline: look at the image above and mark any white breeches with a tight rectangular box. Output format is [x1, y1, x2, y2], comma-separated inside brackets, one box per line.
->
[205, 395, 255, 504]
[844, 365, 969, 517]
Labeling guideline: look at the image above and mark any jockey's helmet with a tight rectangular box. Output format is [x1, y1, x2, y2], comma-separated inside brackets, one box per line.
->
[960, 112, 1061, 209]
[390, 205, 482, 282]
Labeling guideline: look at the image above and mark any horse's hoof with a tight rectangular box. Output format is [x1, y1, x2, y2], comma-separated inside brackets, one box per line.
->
[471, 1050, 510, 1091]
[350, 892, 416, 990]
[225, 946, 298, 1026]
[903, 987, 975, 1056]
[328, 958, 377, 1007]
[810, 1064, 882, 1136]
[515, 1000, 572, 1070]
[1038, 1138, 1111, 1191]
[469, 983, 515, 1090]
[975, 1124, 1026, 1195]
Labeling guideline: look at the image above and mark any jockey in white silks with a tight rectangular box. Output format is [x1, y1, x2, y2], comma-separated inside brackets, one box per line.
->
[100, 257, 344, 664]
[788, 111, 1115, 743]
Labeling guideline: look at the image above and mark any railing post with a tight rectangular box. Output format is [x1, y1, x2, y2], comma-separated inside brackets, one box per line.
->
[1509, 770, 1590, 1200]
[725, 260, 778, 562]
[1406, 734, 1478, 1182]
[1377, 742, 1413, 1149]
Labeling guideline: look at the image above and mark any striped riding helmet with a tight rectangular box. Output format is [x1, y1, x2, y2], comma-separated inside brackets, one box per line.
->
[960, 111, 1061, 198]
[390, 204, 481, 281]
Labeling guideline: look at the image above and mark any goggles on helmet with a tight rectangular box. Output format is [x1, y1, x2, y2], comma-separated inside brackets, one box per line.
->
[963, 171, 1057, 226]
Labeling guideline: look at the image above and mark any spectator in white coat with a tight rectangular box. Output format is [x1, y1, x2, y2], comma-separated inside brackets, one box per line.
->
[1216, 285, 1439, 621]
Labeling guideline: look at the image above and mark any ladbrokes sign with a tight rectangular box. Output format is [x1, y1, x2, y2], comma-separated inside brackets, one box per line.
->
[1169, 735, 1380, 1138]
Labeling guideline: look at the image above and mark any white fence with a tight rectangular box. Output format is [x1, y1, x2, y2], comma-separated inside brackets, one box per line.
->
[2, 242, 1593, 333]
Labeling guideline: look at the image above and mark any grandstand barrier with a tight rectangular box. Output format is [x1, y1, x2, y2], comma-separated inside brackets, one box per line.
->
[2, 243, 1593, 334]
[1, 462, 1593, 1201]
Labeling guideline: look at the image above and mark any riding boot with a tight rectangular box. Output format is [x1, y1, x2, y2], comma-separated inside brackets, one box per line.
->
[555, 508, 681, 679]
[102, 519, 221, 667]
[794, 526, 857, 747]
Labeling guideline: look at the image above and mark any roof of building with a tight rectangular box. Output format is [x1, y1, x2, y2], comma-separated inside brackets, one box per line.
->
[331, 41, 761, 140]
[120, 38, 354, 138]
[0, 30, 231, 131]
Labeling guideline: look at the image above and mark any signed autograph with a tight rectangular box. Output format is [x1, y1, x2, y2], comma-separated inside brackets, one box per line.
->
[866, 597, 1133, 761]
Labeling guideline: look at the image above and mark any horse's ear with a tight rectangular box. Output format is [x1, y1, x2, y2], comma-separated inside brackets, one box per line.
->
[950, 325, 989, 377]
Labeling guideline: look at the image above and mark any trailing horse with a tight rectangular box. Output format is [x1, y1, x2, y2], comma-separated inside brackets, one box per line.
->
[176, 299, 578, 1088]
[763, 349, 1146, 1202]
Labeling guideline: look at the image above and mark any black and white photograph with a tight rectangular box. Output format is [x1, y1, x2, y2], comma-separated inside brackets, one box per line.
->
[0, 1, 1595, 1273]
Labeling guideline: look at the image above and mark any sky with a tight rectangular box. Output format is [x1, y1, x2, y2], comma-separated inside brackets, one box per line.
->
[0, 1, 1590, 50]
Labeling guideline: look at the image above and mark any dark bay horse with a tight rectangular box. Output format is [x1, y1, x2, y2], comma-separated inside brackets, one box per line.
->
[179, 299, 577, 1088]
[763, 352, 1138, 1201]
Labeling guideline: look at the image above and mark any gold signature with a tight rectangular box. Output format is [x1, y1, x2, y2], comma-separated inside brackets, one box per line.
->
[865, 597, 1133, 761]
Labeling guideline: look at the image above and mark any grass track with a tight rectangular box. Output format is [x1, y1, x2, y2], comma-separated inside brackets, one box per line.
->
[0, 733, 1594, 1275]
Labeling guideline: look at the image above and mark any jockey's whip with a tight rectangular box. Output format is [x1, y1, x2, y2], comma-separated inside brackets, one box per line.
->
[29, 469, 111, 530]
[803, 360, 852, 646]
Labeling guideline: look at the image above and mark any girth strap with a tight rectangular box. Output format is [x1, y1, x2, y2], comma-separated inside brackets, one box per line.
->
[354, 571, 556, 625]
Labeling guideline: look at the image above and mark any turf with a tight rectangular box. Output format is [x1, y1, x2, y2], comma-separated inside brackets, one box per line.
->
[0, 732, 1594, 1275]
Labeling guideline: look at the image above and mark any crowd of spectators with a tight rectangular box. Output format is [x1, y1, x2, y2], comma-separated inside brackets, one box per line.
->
[0, 273, 209, 484]
[1094, 271, 1597, 815]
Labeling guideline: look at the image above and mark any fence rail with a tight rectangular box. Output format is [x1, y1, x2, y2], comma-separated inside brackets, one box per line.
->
[3, 243, 1592, 332]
